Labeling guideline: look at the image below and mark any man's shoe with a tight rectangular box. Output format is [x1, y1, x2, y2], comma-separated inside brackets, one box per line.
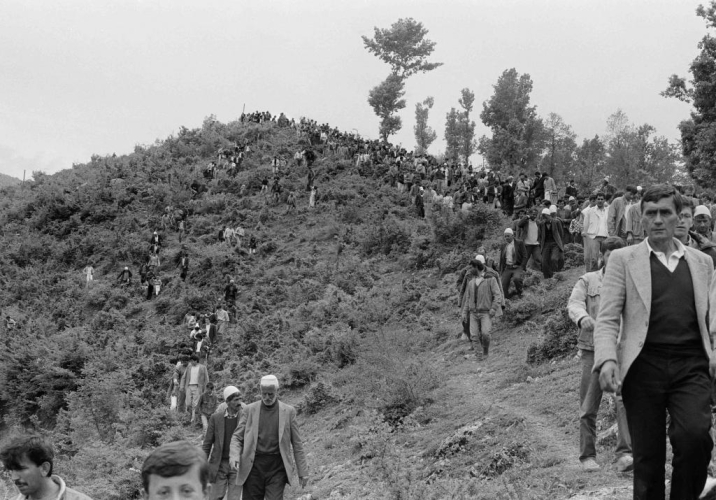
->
[616, 455, 633, 473]
[580, 458, 600, 472]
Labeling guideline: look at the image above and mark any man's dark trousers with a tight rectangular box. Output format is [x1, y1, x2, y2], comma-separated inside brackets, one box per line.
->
[621, 346, 712, 500]
[524, 244, 541, 270]
[242, 454, 289, 500]
[501, 266, 523, 297]
[541, 242, 561, 278]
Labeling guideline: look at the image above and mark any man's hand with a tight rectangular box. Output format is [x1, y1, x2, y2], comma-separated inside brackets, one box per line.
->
[299, 477, 308, 488]
[580, 317, 596, 333]
[232, 460, 240, 471]
[599, 360, 620, 393]
[710, 351, 716, 379]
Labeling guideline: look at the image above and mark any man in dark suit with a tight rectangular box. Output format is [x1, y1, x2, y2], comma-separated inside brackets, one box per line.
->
[498, 228, 527, 298]
[594, 184, 716, 499]
[230, 375, 308, 500]
[202, 386, 244, 500]
[538, 206, 564, 278]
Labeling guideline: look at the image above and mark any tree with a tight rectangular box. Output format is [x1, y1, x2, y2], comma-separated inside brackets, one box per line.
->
[368, 74, 407, 141]
[457, 88, 477, 165]
[540, 113, 576, 182]
[573, 136, 606, 192]
[662, 2, 716, 188]
[362, 18, 443, 79]
[478, 68, 545, 173]
[414, 97, 437, 154]
[444, 108, 460, 161]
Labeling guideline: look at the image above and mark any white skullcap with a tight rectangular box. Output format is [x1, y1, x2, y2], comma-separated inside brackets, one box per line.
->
[636, 185, 643, 191]
[504, 228, 514, 235]
[474, 255, 486, 264]
[569, 196, 576, 201]
[694, 205, 712, 218]
[223, 386, 240, 401]
[549, 205, 558, 214]
[541, 208, 551, 215]
[260, 375, 280, 389]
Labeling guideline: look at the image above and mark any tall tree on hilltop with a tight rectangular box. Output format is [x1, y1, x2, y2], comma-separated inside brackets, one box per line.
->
[662, 2, 716, 188]
[540, 113, 577, 182]
[368, 74, 406, 142]
[478, 68, 544, 173]
[414, 97, 437, 154]
[363, 18, 442, 141]
[457, 88, 477, 166]
[362, 18, 443, 79]
[573, 136, 607, 192]
[444, 108, 460, 161]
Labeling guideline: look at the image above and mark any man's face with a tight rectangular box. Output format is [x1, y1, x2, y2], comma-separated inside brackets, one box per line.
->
[694, 215, 711, 235]
[504, 233, 514, 243]
[143, 464, 208, 500]
[528, 210, 536, 220]
[675, 207, 693, 240]
[642, 197, 679, 245]
[260, 386, 278, 407]
[8, 456, 49, 498]
[227, 395, 242, 413]
[557, 201, 565, 210]
[596, 196, 605, 208]
[625, 191, 634, 202]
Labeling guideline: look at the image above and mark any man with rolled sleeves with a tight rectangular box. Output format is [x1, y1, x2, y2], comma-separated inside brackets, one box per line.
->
[594, 184, 716, 500]
[230, 375, 308, 500]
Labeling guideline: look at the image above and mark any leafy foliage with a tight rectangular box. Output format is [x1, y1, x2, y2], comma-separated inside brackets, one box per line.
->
[414, 96, 437, 154]
[368, 74, 407, 141]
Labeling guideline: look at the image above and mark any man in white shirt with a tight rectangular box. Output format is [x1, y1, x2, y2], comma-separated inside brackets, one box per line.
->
[581, 192, 609, 271]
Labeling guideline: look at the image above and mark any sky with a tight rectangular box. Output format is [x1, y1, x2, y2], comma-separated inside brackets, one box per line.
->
[0, 0, 707, 180]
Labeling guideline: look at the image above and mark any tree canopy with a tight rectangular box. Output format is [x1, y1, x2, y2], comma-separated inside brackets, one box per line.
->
[414, 96, 437, 154]
[368, 74, 407, 141]
[362, 18, 443, 79]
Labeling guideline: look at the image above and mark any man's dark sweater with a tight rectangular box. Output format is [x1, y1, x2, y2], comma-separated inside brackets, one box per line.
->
[256, 402, 280, 454]
[645, 255, 702, 351]
[222, 414, 239, 459]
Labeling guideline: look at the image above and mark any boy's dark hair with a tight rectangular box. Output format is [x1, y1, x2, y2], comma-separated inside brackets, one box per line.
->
[190, 354, 199, 362]
[0, 434, 54, 476]
[141, 441, 209, 493]
[595, 192, 605, 199]
[601, 236, 626, 254]
[588, 194, 597, 201]
[641, 184, 683, 213]
[206, 382, 214, 390]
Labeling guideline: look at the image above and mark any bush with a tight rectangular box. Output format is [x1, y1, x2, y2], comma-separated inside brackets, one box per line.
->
[300, 381, 338, 415]
[526, 308, 577, 364]
[430, 204, 505, 248]
[361, 218, 411, 257]
[282, 359, 320, 388]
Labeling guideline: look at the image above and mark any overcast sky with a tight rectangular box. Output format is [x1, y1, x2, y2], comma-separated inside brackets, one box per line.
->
[0, 0, 706, 180]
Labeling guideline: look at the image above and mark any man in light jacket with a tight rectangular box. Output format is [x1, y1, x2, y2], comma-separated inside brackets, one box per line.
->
[230, 375, 308, 500]
[461, 259, 503, 358]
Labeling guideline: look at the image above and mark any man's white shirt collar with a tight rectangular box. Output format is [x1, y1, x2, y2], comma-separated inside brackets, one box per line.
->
[645, 237, 685, 272]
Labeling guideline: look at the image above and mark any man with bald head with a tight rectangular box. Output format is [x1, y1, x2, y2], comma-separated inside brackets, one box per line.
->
[230, 375, 309, 499]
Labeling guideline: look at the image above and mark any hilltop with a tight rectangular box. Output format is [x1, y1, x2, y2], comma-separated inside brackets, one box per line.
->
[0, 116, 629, 499]
[0, 172, 21, 188]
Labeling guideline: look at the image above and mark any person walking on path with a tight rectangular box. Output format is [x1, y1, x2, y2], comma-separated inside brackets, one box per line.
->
[180, 354, 209, 426]
[230, 375, 309, 500]
[568, 236, 632, 473]
[594, 184, 716, 500]
[117, 266, 132, 286]
[82, 264, 94, 289]
[581, 192, 609, 271]
[538, 207, 565, 279]
[607, 186, 636, 239]
[461, 259, 503, 358]
[202, 386, 245, 500]
[498, 228, 526, 298]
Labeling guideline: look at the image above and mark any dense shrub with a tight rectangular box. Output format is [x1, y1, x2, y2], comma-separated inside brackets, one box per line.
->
[526, 308, 577, 364]
[300, 381, 338, 414]
[430, 204, 505, 248]
[361, 218, 411, 257]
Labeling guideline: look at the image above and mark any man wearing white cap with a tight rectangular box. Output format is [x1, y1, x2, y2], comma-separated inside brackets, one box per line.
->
[693, 205, 716, 243]
[230, 375, 308, 499]
[203, 386, 245, 500]
[499, 228, 526, 298]
[538, 206, 565, 279]
[461, 258, 503, 357]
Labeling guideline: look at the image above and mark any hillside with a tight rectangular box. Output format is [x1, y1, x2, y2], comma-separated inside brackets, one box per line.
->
[0, 172, 21, 188]
[0, 117, 629, 499]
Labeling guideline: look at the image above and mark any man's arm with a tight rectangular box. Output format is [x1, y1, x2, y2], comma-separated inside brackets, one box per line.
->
[201, 414, 215, 458]
[289, 406, 309, 482]
[581, 210, 591, 236]
[567, 277, 590, 327]
[229, 409, 248, 468]
[592, 251, 628, 378]
[489, 276, 503, 314]
[607, 201, 617, 237]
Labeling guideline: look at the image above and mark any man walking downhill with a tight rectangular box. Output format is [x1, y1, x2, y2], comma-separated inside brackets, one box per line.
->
[461, 259, 503, 359]
[594, 184, 716, 500]
[498, 228, 526, 298]
[517, 208, 541, 270]
[202, 386, 245, 500]
[582, 192, 609, 271]
[538, 207, 565, 279]
[568, 236, 632, 473]
[230, 375, 309, 500]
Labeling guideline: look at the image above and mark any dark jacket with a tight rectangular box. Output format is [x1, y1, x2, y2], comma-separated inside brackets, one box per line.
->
[202, 406, 246, 482]
[538, 218, 565, 251]
[498, 239, 528, 273]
